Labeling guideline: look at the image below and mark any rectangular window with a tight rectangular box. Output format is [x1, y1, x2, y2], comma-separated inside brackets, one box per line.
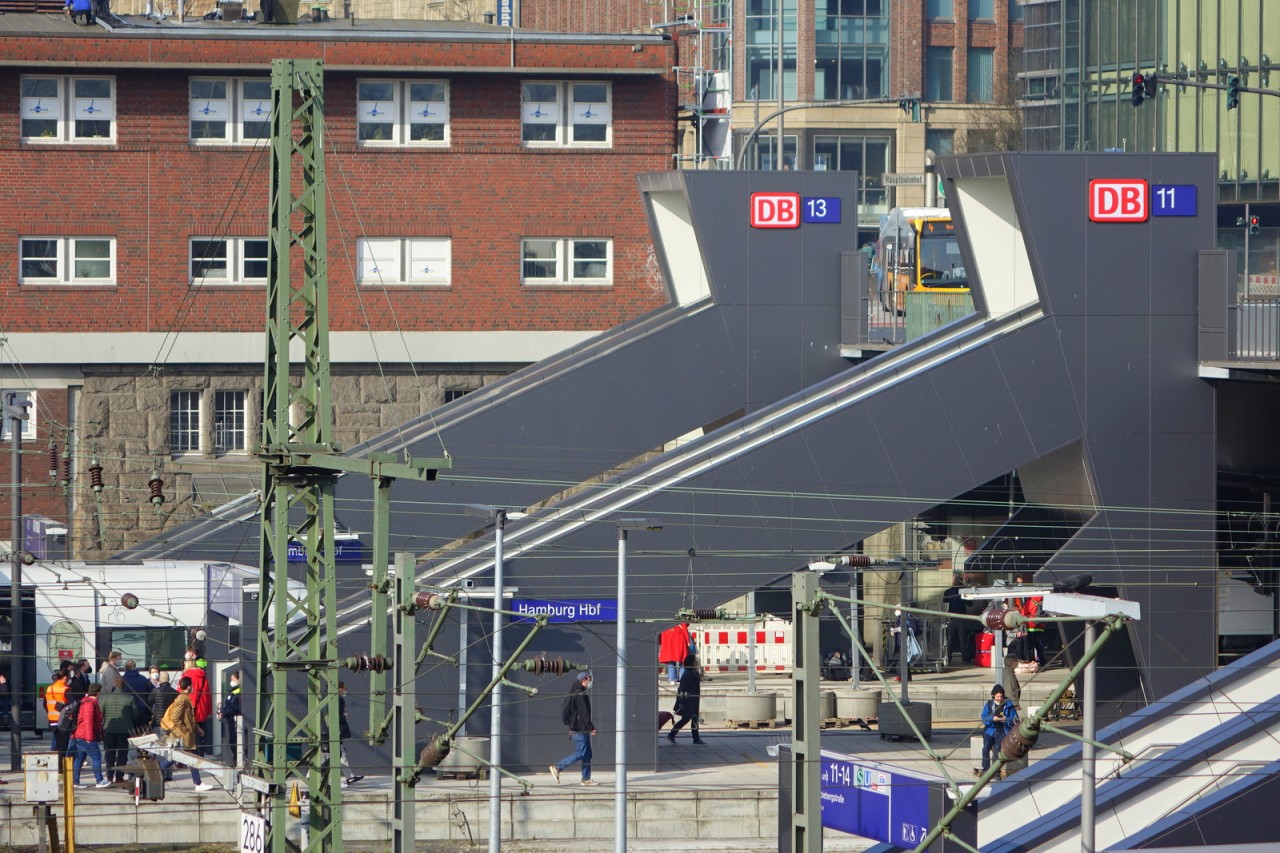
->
[968, 0, 994, 20]
[357, 79, 450, 146]
[521, 238, 612, 285]
[813, 0, 889, 101]
[169, 391, 201, 454]
[190, 238, 269, 285]
[926, 47, 954, 102]
[190, 78, 270, 144]
[925, 128, 955, 156]
[812, 134, 889, 224]
[746, 0, 797, 100]
[213, 390, 247, 454]
[21, 76, 115, 143]
[357, 238, 451, 286]
[521, 81, 612, 146]
[926, 0, 952, 18]
[19, 237, 115, 285]
[0, 390, 37, 441]
[967, 48, 995, 103]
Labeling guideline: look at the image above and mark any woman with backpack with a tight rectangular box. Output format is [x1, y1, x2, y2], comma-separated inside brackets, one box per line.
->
[549, 671, 596, 786]
[55, 677, 83, 769]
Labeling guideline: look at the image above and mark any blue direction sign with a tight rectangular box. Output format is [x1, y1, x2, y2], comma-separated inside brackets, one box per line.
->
[1150, 184, 1197, 216]
[511, 599, 617, 623]
[820, 753, 933, 847]
[285, 536, 366, 563]
[802, 196, 842, 223]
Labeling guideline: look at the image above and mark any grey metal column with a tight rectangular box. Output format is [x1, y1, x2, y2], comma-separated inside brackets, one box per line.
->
[391, 553, 417, 853]
[789, 570, 822, 853]
[6, 391, 28, 771]
[746, 589, 757, 695]
[489, 512, 507, 853]
[1081, 620, 1097, 853]
[616, 527, 629, 853]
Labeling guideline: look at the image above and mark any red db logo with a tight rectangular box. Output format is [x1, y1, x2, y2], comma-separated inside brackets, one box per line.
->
[1089, 179, 1148, 222]
[750, 192, 801, 228]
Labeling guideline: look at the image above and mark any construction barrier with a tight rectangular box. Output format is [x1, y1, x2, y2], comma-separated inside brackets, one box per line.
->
[694, 620, 792, 672]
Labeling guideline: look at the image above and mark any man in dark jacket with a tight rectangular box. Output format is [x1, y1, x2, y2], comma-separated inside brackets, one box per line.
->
[100, 686, 145, 782]
[666, 654, 705, 744]
[549, 671, 596, 786]
[150, 674, 179, 732]
[219, 671, 242, 767]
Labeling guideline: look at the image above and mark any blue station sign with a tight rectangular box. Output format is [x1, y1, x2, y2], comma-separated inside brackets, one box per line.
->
[820, 753, 933, 848]
[510, 599, 617, 623]
[285, 537, 367, 563]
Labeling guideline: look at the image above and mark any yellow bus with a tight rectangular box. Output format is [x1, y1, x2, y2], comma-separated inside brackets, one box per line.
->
[875, 207, 968, 313]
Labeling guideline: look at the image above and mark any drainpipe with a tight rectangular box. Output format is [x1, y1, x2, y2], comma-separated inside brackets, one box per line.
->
[924, 148, 937, 207]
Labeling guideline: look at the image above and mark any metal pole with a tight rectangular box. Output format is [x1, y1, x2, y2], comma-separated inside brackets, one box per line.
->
[458, 604, 469, 737]
[615, 527, 629, 853]
[1244, 202, 1252, 297]
[7, 391, 27, 771]
[746, 589, 756, 695]
[391, 554, 417, 853]
[851, 570, 861, 690]
[1081, 620, 1097, 853]
[488, 512, 506, 853]
[774, 0, 783, 168]
[788, 570, 822, 853]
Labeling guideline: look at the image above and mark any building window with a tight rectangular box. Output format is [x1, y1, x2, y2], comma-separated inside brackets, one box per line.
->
[521, 82, 612, 146]
[213, 391, 247, 454]
[926, 47, 954, 102]
[443, 387, 476, 404]
[169, 391, 201, 454]
[20, 238, 115, 285]
[521, 238, 612, 285]
[357, 238, 451, 286]
[925, 128, 955, 156]
[967, 48, 995, 103]
[745, 0, 797, 100]
[926, 0, 952, 18]
[189, 78, 271, 144]
[812, 135, 888, 224]
[1007, 0, 1022, 20]
[20, 76, 115, 143]
[357, 79, 449, 146]
[739, 133, 798, 170]
[0, 390, 37, 441]
[814, 0, 888, 101]
[190, 238, 269, 285]
[968, 0, 994, 20]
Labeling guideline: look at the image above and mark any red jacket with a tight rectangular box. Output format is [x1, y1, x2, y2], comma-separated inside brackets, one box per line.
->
[1016, 596, 1043, 631]
[72, 695, 104, 742]
[183, 666, 212, 723]
[659, 623, 693, 665]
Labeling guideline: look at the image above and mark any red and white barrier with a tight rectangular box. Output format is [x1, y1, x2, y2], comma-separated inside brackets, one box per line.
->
[695, 620, 793, 672]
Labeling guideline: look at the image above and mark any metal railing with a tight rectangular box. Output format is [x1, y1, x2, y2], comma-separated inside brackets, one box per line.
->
[1230, 297, 1280, 360]
[852, 290, 977, 349]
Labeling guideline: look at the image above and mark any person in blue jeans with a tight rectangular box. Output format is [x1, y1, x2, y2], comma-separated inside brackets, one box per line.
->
[71, 684, 112, 789]
[980, 684, 1019, 774]
[548, 671, 597, 786]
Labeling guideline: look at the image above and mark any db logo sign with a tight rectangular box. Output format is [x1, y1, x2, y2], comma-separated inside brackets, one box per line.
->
[750, 192, 801, 228]
[1089, 179, 1148, 222]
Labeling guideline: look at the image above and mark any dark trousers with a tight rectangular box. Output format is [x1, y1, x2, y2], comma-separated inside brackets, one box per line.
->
[947, 620, 976, 662]
[55, 730, 72, 768]
[982, 732, 1002, 771]
[103, 732, 129, 780]
[222, 718, 239, 766]
[670, 714, 701, 741]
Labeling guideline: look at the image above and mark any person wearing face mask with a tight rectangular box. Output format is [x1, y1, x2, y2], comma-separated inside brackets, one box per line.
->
[150, 673, 178, 735]
[219, 672, 242, 767]
[181, 648, 212, 756]
[549, 670, 597, 786]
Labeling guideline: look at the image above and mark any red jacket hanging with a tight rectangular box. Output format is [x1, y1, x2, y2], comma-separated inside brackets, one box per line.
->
[659, 623, 693, 665]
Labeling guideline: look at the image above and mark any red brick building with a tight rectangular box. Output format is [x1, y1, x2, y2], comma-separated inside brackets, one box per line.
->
[0, 15, 675, 557]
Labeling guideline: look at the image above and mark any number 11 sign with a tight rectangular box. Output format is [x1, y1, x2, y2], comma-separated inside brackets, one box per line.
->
[1150, 184, 1197, 217]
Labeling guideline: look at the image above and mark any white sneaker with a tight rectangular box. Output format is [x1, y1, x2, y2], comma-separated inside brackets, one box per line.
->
[193, 783, 215, 792]
[548, 764, 560, 784]
[94, 780, 112, 788]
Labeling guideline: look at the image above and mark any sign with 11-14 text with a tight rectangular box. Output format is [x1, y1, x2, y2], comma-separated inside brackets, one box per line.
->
[510, 599, 617, 623]
[820, 755, 932, 848]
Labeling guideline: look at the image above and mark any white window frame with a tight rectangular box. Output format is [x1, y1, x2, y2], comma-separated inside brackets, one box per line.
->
[356, 79, 450, 147]
[19, 237, 116, 286]
[20, 75, 116, 143]
[0, 390, 37, 441]
[189, 77, 272, 145]
[357, 238, 451, 286]
[189, 237, 269, 286]
[169, 390, 201, 455]
[521, 81, 612, 147]
[521, 238, 613, 286]
[212, 390, 248, 454]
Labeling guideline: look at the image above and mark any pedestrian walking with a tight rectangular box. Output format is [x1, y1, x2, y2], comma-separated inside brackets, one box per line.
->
[666, 654, 705, 745]
[980, 684, 1019, 774]
[549, 670, 596, 786]
[321, 681, 364, 786]
[219, 671, 242, 767]
[160, 676, 214, 791]
[71, 684, 111, 788]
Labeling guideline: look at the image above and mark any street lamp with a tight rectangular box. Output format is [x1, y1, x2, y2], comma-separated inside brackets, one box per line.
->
[615, 517, 662, 853]
[465, 503, 527, 853]
[1041, 592, 1141, 853]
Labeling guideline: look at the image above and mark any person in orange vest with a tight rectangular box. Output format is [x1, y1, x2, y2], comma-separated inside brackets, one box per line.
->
[45, 661, 72, 749]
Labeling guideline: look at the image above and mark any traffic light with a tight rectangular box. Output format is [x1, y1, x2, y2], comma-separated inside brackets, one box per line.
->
[1250, 215, 1261, 235]
[1131, 73, 1146, 106]
[1227, 75, 1241, 110]
[1144, 73, 1159, 100]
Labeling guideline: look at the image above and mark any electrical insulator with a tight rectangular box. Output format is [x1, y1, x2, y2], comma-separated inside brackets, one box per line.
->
[418, 735, 451, 769]
[121, 593, 140, 610]
[89, 459, 104, 493]
[845, 555, 873, 567]
[414, 591, 445, 611]
[343, 653, 390, 674]
[60, 454, 71, 486]
[1000, 725, 1039, 760]
[148, 475, 165, 506]
[48, 445, 58, 480]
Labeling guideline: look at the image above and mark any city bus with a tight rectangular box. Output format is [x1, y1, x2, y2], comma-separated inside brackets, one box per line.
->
[875, 207, 969, 314]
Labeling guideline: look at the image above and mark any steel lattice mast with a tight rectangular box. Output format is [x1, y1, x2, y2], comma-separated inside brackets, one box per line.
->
[254, 58, 448, 852]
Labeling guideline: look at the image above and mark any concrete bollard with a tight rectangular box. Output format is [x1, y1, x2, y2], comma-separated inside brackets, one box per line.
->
[725, 692, 778, 723]
[837, 689, 881, 720]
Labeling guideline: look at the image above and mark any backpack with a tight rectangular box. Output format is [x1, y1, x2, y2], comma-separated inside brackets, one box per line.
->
[57, 700, 79, 733]
[560, 696, 574, 726]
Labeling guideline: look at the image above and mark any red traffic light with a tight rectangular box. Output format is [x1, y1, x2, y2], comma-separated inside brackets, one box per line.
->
[1250, 215, 1261, 235]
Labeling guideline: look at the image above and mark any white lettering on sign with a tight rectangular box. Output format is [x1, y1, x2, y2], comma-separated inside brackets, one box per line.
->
[1089, 179, 1148, 222]
[750, 192, 801, 228]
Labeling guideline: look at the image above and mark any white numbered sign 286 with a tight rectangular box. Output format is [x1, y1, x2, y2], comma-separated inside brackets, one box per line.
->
[240, 813, 267, 853]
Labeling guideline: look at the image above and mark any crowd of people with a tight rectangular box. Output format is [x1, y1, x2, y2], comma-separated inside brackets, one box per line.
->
[43, 647, 229, 792]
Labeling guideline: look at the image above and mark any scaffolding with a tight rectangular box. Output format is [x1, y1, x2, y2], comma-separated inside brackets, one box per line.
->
[652, 0, 732, 169]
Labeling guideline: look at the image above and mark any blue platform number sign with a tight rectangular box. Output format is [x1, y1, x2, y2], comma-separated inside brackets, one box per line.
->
[802, 196, 842, 223]
[820, 756, 931, 847]
[496, 0, 513, 26]
[1150, 184, 1196, 217]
